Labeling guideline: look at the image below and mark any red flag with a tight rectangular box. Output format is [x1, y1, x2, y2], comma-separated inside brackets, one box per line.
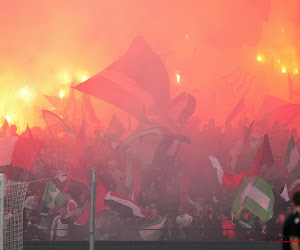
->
[0, 120, 10, 137]
[69, 120, 90, 169]
[42, 110, 75, 137]
[63, 89, 80, 123]
[105, 114, 126, 140]
[20, 124, 33, 139]
[76, 180, 108, 226]
[0, 136, 42, 172]
[261, 104, 300, 127]
[43, 95, 67, 112]
[73, 36, 170, 119]
[82, 94, 99, 124]
[248, 134, 274, 176]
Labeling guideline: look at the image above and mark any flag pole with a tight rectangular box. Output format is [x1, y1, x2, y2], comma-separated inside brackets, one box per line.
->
[89, 169, 96, 250]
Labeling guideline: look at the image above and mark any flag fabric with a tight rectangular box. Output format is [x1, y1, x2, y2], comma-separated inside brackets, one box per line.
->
[232, 176, 274, 223]
[114, 127, 190, 166]
[285, 135, 300, 184]
[0, 120, 10, 137]
[42, 110, 75, 137]
[82, 94, 99, 124]
[73, 36, 170, 119]
[247, 134, 274, 177]
[0, 136, 42, 172]
[257, 95, 289, 120]
[20, 124, 33, 139]
[280, 182, 290, 202]
[259, 104, 300, 128]
[289, 177, 300, 198]
[167, 92, 196, 126]
[68, 120, 90, 169]
[63, 89, 81, 123]
[138, 215, 167, 240]
[42, 181, 66, 210]
[76, 180, 108, 226]
[43, 95, 67, 112]
[104, 191, 152, 219]
[208, 156, 247, 189]
[105, 114, 126, 140]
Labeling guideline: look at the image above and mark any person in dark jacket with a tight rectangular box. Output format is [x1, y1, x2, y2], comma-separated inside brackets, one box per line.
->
[160, 216, 178, 240]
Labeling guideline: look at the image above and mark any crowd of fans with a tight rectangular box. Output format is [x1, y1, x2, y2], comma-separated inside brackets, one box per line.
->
[2, 116, 298, 242]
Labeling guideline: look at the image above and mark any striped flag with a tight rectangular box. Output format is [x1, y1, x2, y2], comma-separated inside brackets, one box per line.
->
[232, 176, 274, 223]
[209, 156, 247, 189]
[114, 127, 190, 166]
[104, 191, 152, 219]
[73, 36, 170, 119]
[0, 136, 42, 172]
[285, 135, 300, 184]
[280, 182, 290, 202]
[138, 215, 167, 240]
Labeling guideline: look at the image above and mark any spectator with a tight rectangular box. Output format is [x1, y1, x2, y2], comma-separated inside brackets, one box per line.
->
[176, 206, 193, 240]
[235, 209, 256, 241]
[160, 216, 178, 240]
[24, 192, 42, 217]
[221, 210, 235, 240]
[50, 205, 69, 241]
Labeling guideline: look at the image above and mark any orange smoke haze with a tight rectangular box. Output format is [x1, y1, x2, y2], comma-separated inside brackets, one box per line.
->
[1, 0, 300, 131]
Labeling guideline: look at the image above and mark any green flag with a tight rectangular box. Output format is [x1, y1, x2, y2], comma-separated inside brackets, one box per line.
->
[232, 176, 274, 223]
[138, 215, 167, 240]
[42, 181, 66, 210]
[285, 135, 300, 184]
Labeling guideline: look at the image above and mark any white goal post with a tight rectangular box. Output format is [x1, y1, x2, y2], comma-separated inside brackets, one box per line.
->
[0, 174, 29, 250]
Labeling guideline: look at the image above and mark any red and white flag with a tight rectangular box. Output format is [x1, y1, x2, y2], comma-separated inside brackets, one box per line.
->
[0, 136, 42, 172]
[104, 191, 152, 219]
[208, 156, 247, 189]
[73, 36, 170, 119]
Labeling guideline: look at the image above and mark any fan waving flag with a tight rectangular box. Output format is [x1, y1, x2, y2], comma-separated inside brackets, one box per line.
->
[248, 134, 274, 177]
[0, 136, 42, 172]
[138, 215, 167, 240]
[104, 191, 152, 219]
[115, 127, 190, 166]
[73, 36, 170, 119]
[42, 110, 76, 137]
[232, 176, 274, 223]
[285, 135, 300, 184]
[208, 156, 247, 189]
